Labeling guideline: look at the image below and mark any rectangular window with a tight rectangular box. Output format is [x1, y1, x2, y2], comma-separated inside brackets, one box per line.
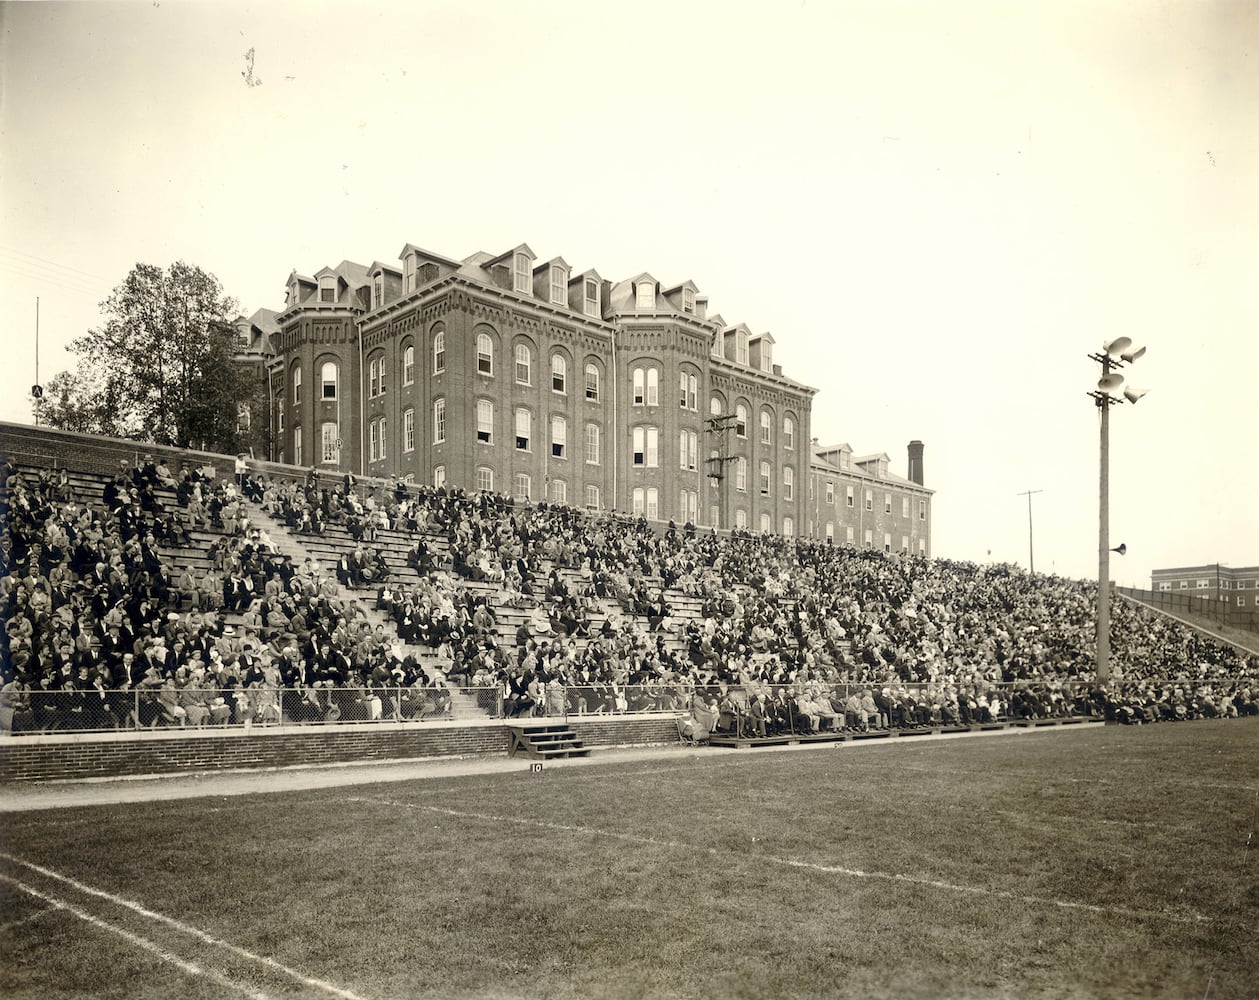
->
[551, 415, 566, 459]
[709, 505, 719, 529]
[636, 282, 654, 309]
[825, 522, 834, 541]
[759, 461, 770, 495]
[901, 535, 909, 552]
[865, 490, 873, 512]
[403, 408, 415, 453]
[783, 516, 794, 537]
[550, 266, 566, 305]
[585, 484, 600, 510]
[1180, 581, 1188, 590]
[847, 486, 854, 508]
[784, 467, 794, 500]
[633, 427, 645, 466]
[515, 408, 531, 451]
[1197, 579, 1210, 589]
[1158, 582, 1172, 592]
[885, 493, 892, 514]
[477, 466, 494, 492]
[760, 513, 770, 533]
[680, 372, 689, 409]
[646, 426, 658, 468]
[735, 457, 747, 492]
[513, 253, 530, 294]
[373, 275, 383, 309]
[864, 529, 873, 549]
[846, 526, 854, 545]
[378, 417, 386, 459]
[404, 255, 416, 292]
[477, 400, 494, 444]
[884, 533, 892, 553]
[585, 423, 599, 465]
[514, 473, 531, 501]
[632, 487, 645, 516]
[646, 369, 658, 407]
[293, 426, 302, 466]
[323, 422, 339, 464]
[433, 399, 446, 443]
[646, 487, 658, 520]
[902, 496, 910, 518]
[826, 481, 835, 505]
[551, 479, 567, 504]
[735, 509, 747, 530]
[433, 465, 446, 488]
[583, 278, 600, 318]
[760, 412, 771, 444]
[683, 287, 695, 314]
[370, 420, 377, 462]
[919, 499, 927, 520]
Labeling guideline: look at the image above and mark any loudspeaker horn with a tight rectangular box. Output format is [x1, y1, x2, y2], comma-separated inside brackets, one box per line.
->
[1103, 336, 1133, 357]
[1120, 344, 1146, 363]
[1111, 543, 1126, 555]
[1123, 387, 1147, 404]
[1098, 373, 1125, 392]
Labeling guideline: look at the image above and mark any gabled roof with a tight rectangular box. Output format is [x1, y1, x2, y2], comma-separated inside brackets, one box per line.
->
[285, 270, 315, 286]
[397, 243, 462, 268]
[749, 331, 776, 345]
[724, 322, 753, 336]
[249, 307, 280, 335]
[534, 256, 570, 273]
[571, 267, 603, 283]
[662, 279, 699, 295]
[367, 260, 402, 277]
[483, 242, 536, 267]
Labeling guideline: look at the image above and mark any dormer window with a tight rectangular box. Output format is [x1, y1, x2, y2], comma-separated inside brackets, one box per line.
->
[319, 276, 336, 303]
[403, 255, 416, 292]
[736, 329, 749, 366]
[513, 253, 531, 294]
[287, 281, 299, 307]
[419, 262, 438, 285]
[550, 266, 567, 306]
[636, 281, 655, 310]
[761, 339, 773, 372]
[583, 278, 600, 318]
[682, 288, 695, 314]
[372, 274, 383, 309]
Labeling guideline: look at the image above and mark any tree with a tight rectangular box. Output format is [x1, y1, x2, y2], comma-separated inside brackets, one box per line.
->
[34, 261, 249, 451]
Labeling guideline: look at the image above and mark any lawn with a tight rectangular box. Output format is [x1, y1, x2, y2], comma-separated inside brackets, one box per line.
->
[2, 720, 1256, 999]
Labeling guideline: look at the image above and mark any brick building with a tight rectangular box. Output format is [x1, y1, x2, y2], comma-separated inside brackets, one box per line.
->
[1151, 564, 1259, 609]
[265, 240, 930, 543]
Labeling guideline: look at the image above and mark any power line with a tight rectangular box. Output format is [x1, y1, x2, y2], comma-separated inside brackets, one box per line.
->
[0, 245, 112, 283]
[0, 261, 106, 299]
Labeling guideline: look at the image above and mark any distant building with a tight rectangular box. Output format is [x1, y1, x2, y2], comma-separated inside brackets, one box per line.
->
[228, 307, 281, 458]
[260, 240, 930, 544]
[1151, 564, 1259, 610]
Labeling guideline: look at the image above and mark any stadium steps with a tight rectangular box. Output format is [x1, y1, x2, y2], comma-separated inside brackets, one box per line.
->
[505, 721, 591, 759]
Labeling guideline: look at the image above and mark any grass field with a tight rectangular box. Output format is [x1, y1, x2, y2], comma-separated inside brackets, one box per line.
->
[2, 721, 1256, 1000]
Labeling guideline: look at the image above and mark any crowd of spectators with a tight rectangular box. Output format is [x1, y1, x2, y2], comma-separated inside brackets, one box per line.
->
[2, 455, 1256, 737]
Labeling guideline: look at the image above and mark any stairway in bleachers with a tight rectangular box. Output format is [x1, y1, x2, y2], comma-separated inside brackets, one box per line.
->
[505, 720, 591, 759]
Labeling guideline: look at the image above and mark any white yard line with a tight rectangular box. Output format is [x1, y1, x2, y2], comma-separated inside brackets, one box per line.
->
[0, 853, 370, 1000]
[0, 874, 274, 1000]
[349, 795, 1211, 928]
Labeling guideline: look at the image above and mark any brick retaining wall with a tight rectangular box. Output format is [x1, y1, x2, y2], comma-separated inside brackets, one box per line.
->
[0, 716, 681, 782]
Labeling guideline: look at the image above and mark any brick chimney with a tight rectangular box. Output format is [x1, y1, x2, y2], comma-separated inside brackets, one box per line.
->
[908, 440, 924, 485]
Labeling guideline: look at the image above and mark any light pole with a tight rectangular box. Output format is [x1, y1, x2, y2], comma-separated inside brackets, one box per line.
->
[1088, 338, 1147, 685]
[1017, 488, 1042, 574]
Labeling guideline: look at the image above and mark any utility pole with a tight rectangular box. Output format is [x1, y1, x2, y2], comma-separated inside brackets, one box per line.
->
[1017, 488, 1042, 574]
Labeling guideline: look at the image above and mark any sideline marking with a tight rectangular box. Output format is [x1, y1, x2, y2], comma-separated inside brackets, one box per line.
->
[349, 796, 1211, 927]
[0, 853, 369, 1000]
[0, 874, 273, 1000]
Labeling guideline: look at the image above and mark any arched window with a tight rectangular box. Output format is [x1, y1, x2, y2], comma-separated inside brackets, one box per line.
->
[403, 345, 415, 386]
[735, 404, 748, 438]
[320, 362, 337, 400]
[646, 368, 659, 406]
[292, 364, 302, 404]
[760, 410, 772, 444]
[784, 467, 795, 500]
[783, 416, 795, 450]
[476, 333, 493, 375]
[584, 363, 599, 401]
[432, 329, 446, 374]
[515, 344, 532, 385]
[551, 354, 567, 394]
[633, 368, 645, 406]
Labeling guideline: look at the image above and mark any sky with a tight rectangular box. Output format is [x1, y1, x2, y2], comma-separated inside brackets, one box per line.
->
[1, 0, 1256, 588]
